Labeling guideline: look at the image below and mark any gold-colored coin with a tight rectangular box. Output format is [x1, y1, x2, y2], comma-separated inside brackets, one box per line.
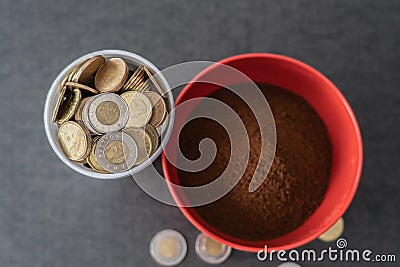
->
[74, 97, 90, 121]
[122, 66, 146, 92]
[76, 156, 89, 164]
[144, 66, 164, 96]
[87, 136, 109, 173]
[95, 101, 121, 125]
[123, 127, 152, 165]
[62, 60, 88, 88]
[144, 91, 167, 127]
[66, 81, 100, 94]
[58, 73, 69, 93]
[104, 140, 128, 165]
[74, 55, 105, 85]
[145, 124, 159, 156]
[122, 70, 139, 91]
[94, 58, 128, 92]
[121, 91, 152, 128]
[67, 62, 84, 83]
[58, 121, 91, 161]
[58, 88, 82, 124]
[125, 67, 151, 92]
[129, 73, 147, 91]
[318, 217, 344, 242]
[134, 80, 151, 92]
[52, 85, 67, 122]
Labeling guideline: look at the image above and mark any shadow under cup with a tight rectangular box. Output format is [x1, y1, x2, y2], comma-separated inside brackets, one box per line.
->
[162, 53, 363, 252]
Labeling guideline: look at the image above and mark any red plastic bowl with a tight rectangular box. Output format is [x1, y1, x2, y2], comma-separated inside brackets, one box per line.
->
[162, 53, 363, 252]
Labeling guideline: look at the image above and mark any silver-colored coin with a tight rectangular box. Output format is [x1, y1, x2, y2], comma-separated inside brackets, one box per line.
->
[81, 96, 102, 135]
[95, 132, 138, 173]
[88, 93, 129, 133]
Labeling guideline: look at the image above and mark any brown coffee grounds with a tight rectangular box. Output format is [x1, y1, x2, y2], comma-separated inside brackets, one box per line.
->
[177, 83, 332, 241]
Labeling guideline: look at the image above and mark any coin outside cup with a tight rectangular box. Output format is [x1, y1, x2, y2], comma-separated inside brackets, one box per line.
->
[44, 50, 174, 179]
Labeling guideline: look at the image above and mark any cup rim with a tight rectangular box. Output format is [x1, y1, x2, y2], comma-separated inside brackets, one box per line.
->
[44, 49, 175, 179]
[162, 53, 363, 252]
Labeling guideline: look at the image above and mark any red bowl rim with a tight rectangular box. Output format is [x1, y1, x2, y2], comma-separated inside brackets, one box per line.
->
[161, 53, 363, 252]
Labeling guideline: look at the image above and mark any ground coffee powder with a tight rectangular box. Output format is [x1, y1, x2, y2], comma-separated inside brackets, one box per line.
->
[177, 83, 332, 241]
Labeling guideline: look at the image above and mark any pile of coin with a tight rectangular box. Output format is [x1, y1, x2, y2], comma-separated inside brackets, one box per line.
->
[53, 55, 168, 173]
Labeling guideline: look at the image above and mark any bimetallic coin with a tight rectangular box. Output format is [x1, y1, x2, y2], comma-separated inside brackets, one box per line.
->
[145, 124, 159, 156]
[121, 91, 152, 128]
[66, 82, 100, 94]
[95, 132, 137, 173]
[150, 229, 187, 266]
[144, 91, 167, 127]
[144, 66, 164, 96]
[195, 233, 231, 265]
[75, 97, 90, 121]
[318, 217, 344, 242]
[52, 85, 67, 122]
[88, 93, 129, 133]
[123, 127, 152, 166]
[81, 96, 102, 135]
[87, 136, 109, 173]
[74, 55, 105, 85]
[94, 58, 128, 92]
[58, 121, 91, 161]
[58, 88, 82, 124]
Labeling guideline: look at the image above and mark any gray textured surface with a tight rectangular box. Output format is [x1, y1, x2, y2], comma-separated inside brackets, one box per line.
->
[0, 0, 399, 266]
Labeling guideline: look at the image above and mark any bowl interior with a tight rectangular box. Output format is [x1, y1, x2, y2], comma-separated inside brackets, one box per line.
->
[162, 53, 362, 252]
[44, 50, 174, 179]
